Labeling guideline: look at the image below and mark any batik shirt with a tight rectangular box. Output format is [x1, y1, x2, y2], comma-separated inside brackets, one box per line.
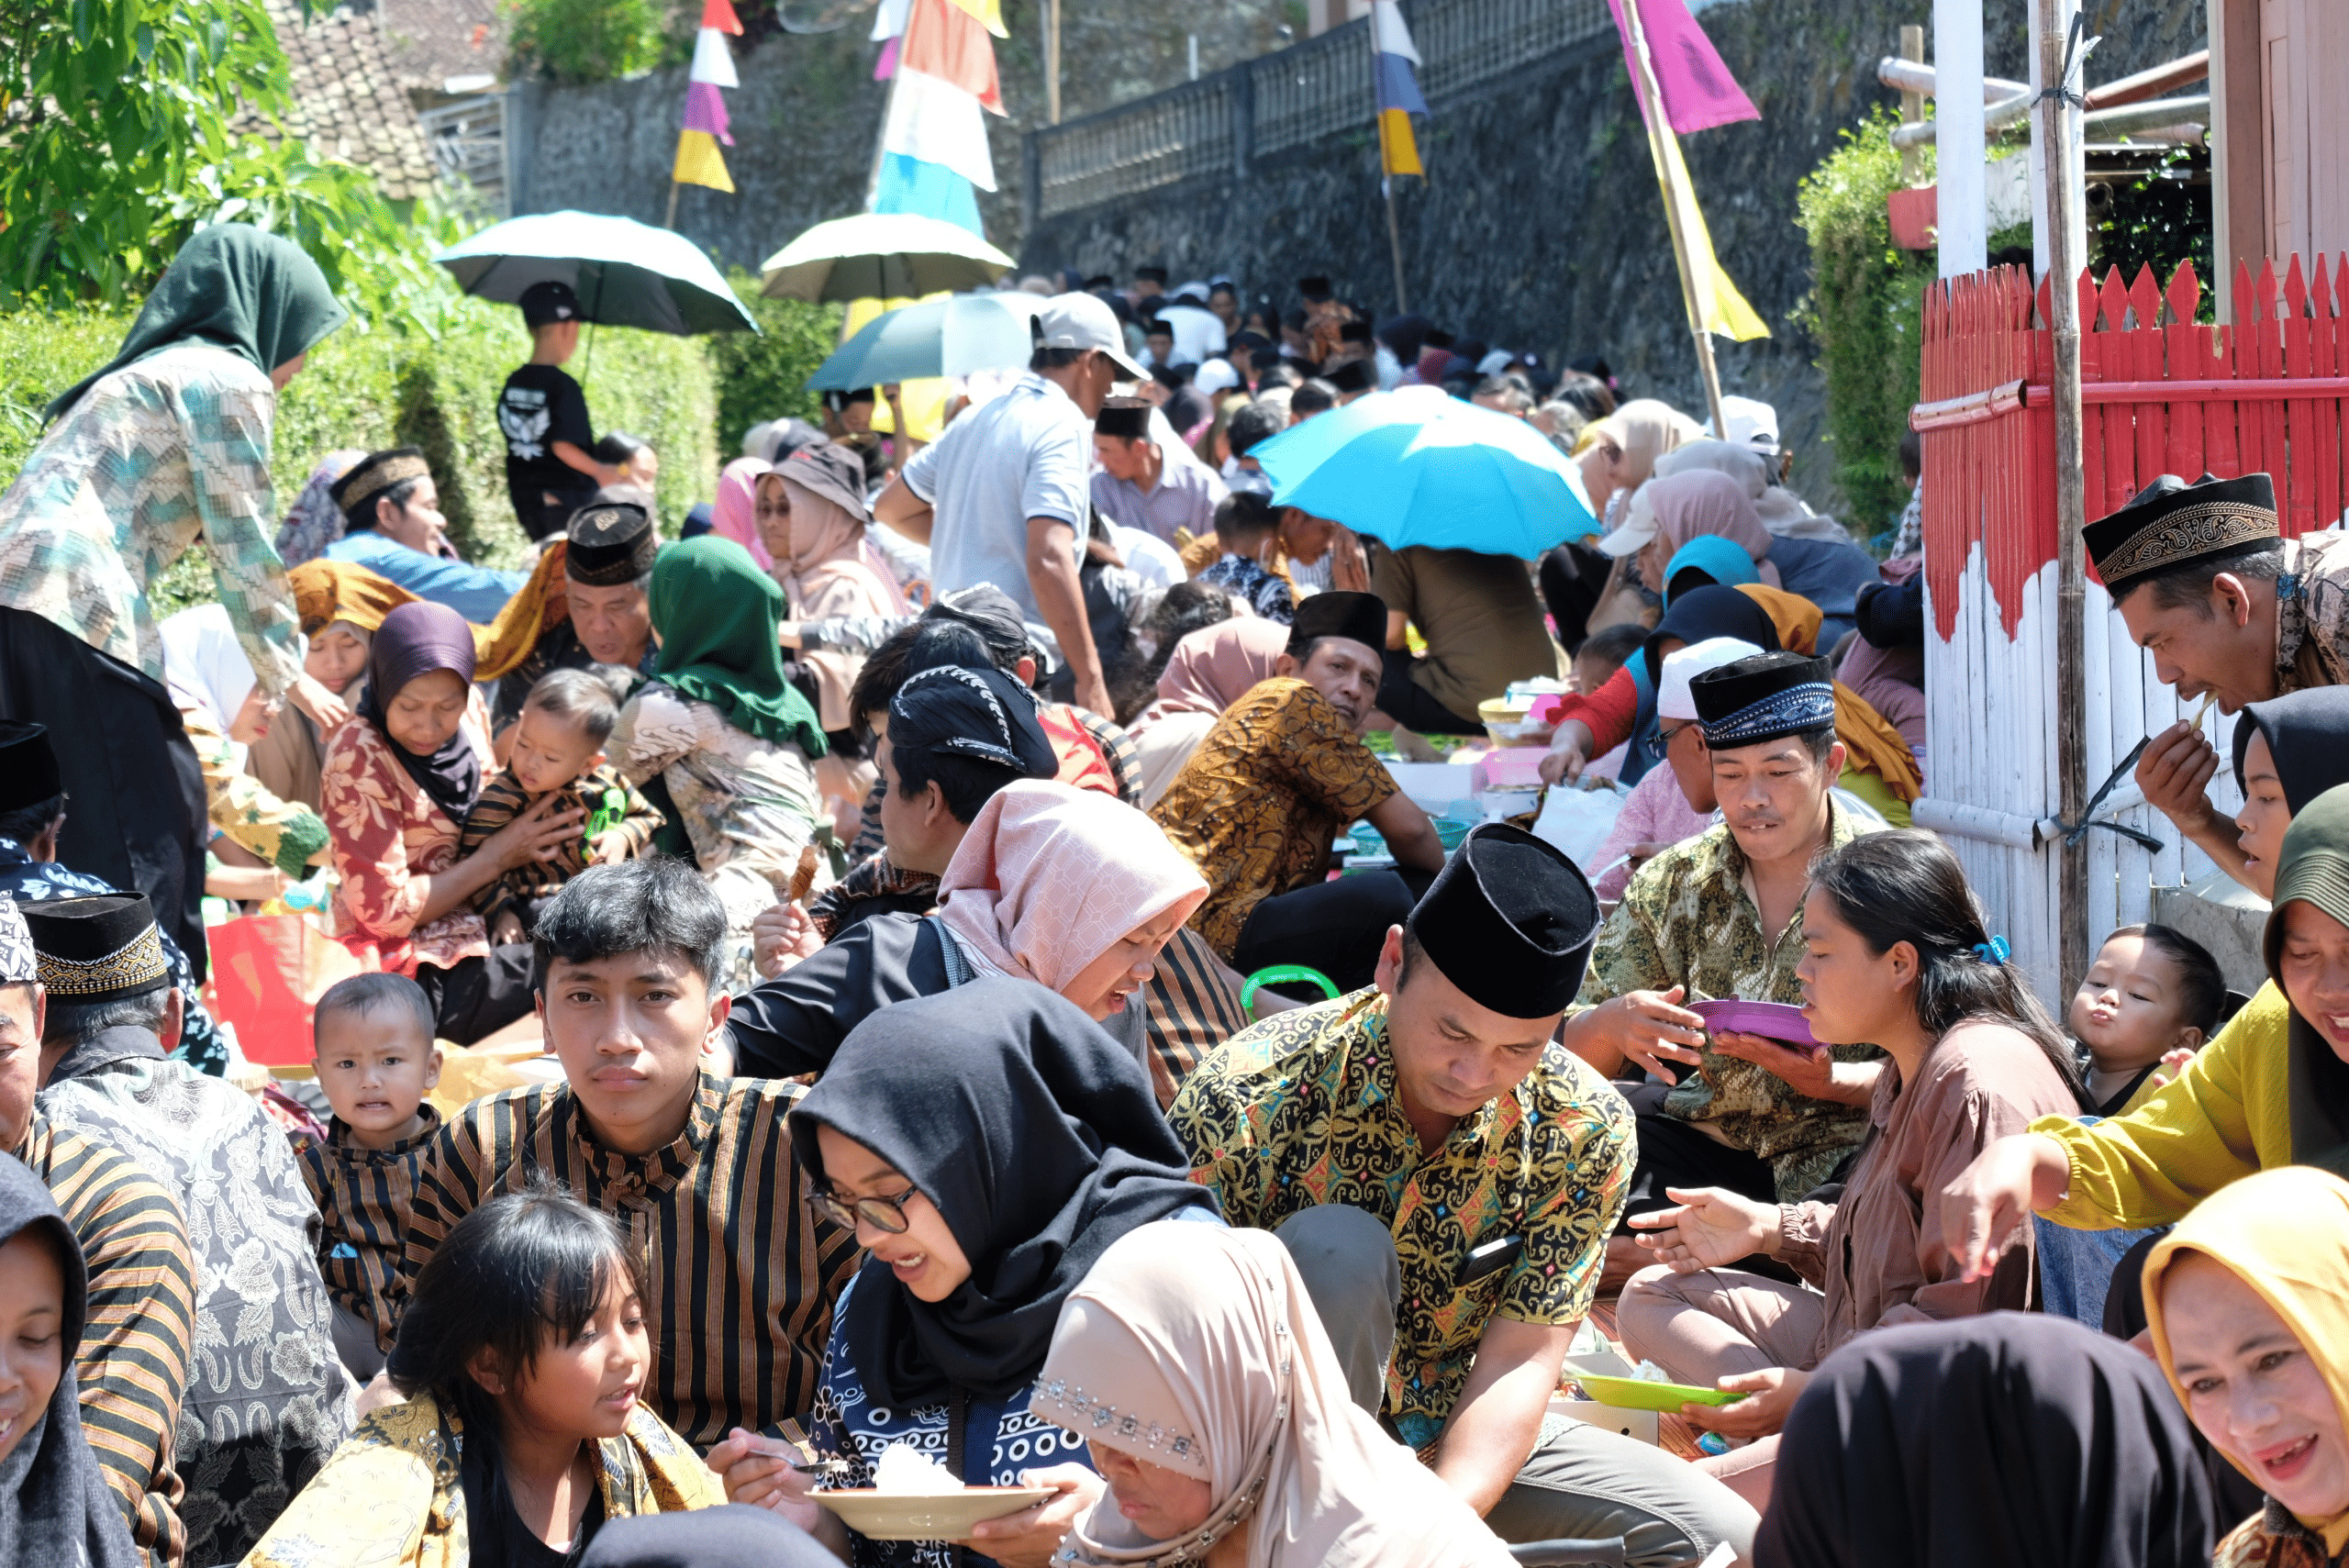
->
[2274, 531, 2349, 694]
[0, 838, 225, 1074]
[38, 1028, 353, 1567]
[1197, 552, 1296, 623]
[0, 342, 305, 695]
[241, 1390, 721, 1568]
[1171, 989, 1635, 1450]
[1575, 803, 1884, 1199]
[293, 1108, 442, 1353]
[17, 1111, 196, 1568]
[184, 703, 330, 877]
[1151, 678, 1397, 961]
[458, 762, 662, 934]
[608, 684, 827, 995]
[808, 1274, 1096, 1568]
[320, 709, 495, 976]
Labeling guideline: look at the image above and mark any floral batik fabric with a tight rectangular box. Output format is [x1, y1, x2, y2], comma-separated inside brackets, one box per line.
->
[1169, 988, 1634, 1451]
[319, 706, 495, 976]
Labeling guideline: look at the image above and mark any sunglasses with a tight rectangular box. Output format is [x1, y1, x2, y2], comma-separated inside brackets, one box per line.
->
[805, 1187, 920, 1234]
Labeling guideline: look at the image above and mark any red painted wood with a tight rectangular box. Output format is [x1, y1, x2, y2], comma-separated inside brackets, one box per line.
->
[2285, 254, 2317, 534]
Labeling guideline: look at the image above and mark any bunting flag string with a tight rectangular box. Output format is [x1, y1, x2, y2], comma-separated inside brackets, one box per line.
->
[673, 0, 741, 194]
[867, 0, 999, 234]
[1371, 0, 1425, 177]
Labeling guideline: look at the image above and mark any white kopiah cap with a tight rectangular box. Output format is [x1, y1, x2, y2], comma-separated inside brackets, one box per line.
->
[1597, 484, 1662, 558]
[1705, 395, 1780, 455]
[1193, 358, 1241, 395]
[1034, 293, 1150, 381]
[1658, 637, 1766, 722]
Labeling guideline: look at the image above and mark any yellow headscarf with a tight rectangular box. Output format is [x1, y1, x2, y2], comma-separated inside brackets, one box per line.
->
[1732, 583, 1921, 804]
[2144, 1165, 2349, 1545]
[286, 550, 566, 684]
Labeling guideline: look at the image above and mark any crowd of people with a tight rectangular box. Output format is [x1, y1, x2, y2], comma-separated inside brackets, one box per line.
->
[0, 224, 2342, 1568]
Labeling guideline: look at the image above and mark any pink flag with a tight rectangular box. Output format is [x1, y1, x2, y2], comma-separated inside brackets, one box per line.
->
[683, 79, 733, 144]
[1607, 0, 1757, 135]
[874, 33, 900, 81]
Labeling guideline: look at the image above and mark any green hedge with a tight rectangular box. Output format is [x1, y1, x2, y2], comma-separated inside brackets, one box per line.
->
[710, 272, 843, 459]
[0, 296, 723, 604]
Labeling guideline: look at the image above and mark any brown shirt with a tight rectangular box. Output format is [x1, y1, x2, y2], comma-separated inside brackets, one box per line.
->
[1780, 1021, 2079, 1365]
[1368, 544, 1557, 721]
[1150, 678, 1398, 960]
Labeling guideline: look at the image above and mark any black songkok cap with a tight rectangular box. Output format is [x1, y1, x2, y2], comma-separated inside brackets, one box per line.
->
[1338, 319, 1374, 344]
[1297, 275, 1334, 303]
[887, 664, 1059, 780]
[1407, 823, 1601, 1019]
[566, 502, 658, 586]
[1424, 328, 1457, 350]
[1286, 590, 1386, 657]
[24, 893, 169, 1003]
[1083, 274, 1117, 293]
[330, 447, 430, 527]
[1136, 265, 1169, 284]
[1323, 358, 1375, 395]
[2083, 471, 2280, 592]
[1230, 329, 1273, 353]
[1095, 398, 1152, 440]
[1691, 651, 1836, 750]
[0, 721, 62, 813]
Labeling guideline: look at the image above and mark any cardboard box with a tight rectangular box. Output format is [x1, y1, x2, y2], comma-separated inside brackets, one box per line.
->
[1548, 1395, 1659, 1446]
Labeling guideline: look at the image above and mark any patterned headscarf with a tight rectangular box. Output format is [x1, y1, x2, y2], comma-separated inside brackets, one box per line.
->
[0, 895, 34, 985]
[273, 450, 368, 566]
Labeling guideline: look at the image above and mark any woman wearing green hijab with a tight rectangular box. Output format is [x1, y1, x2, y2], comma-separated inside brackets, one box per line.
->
[0, 225, 351, 979]
[609, 536, 831, 995]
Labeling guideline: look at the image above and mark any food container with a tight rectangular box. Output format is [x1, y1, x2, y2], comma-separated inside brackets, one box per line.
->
[1686, 998, 1817, 1047]
[814, 1486, 1054, 1540]
[1478, 696, 1557, 750]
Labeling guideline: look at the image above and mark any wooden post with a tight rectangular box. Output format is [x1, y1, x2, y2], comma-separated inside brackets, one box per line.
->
[2038, 0, 2091, 995]
[1898, 25, 1926, 184]
[1621, 0, 1728, 438]
[1933, 0, 1987, 274]
[1047, 0, 1066, 125]
[1385, 182, 1409, 312]
[664, 181, 681, 229]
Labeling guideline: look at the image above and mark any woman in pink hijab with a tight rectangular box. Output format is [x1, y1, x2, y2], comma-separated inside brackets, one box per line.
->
[711, 455, 774, 570]
[1633, 468, 1783, 592]
[1128, 618, 1292, 806]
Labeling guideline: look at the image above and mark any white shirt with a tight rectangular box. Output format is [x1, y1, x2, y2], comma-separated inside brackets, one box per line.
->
[1156, 302, 1228, 367]
[901, 372, 1092, 655]
[1111, 524, 1185, 589]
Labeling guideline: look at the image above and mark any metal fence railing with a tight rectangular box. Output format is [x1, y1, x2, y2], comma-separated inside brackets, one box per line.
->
[1027, 0, 1613, 221]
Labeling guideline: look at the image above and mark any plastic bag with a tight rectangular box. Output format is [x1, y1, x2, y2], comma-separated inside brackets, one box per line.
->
[1531, 782, 1629, 873]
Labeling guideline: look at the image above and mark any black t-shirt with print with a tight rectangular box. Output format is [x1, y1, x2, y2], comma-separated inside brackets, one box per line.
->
[497, 362, 596, 519]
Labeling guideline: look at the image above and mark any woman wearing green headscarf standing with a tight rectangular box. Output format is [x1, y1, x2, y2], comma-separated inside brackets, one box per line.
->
[0, 226, 351, 977]
[608, 536, 831, 995]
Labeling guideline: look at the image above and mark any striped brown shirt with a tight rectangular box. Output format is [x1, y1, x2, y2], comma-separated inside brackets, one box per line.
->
[458, 763, 663, 932]
[1141, 927, 1251, 1109]
[295, 1106, 440, 1352]
[403, 1071, 859, 1445]
[17, 1111, 195, 1568]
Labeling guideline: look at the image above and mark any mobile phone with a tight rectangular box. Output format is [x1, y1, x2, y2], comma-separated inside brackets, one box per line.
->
[1455, 1234, 1524, 1287]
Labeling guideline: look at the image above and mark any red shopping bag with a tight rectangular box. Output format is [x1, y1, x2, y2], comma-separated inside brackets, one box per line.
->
[202, 915, 377, 1065]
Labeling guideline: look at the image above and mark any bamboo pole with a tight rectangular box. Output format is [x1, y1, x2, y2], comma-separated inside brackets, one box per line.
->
[665, 181, 681, 229]
[2038, 0, 2090, 995]
[1373, 21, 1408, 313]
[1898, 25, 1925, 184]
[1044, 0, 1062, 124]
[1620, 0, 1728, 439]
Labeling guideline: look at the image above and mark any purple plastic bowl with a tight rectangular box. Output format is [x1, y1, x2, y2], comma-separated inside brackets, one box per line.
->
[1687, 998, 1818, 1048]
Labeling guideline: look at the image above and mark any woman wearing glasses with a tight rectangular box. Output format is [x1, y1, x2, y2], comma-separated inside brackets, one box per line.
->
[713, 979, 1217, 1567]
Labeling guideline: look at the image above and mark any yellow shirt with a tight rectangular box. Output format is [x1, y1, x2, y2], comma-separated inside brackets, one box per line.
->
[2033, 981, 2293, 1230]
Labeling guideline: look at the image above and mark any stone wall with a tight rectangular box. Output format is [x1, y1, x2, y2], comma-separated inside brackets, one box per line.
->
[1014, 0, 2206, 526]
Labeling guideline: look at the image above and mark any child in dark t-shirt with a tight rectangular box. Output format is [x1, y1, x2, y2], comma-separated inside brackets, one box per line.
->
[497, 280, 622, 540]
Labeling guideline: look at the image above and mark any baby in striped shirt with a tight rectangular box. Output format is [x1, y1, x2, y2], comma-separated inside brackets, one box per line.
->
[298, 972, 445, 1380]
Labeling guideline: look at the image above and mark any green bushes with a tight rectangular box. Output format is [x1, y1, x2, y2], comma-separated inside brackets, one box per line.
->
[505, 0, 669, 83]
[709, 273, 844, 457]
[1793, 108, 1937, 539]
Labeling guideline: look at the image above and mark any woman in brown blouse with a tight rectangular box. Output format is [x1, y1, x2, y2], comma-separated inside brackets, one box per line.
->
[1614, 829, 2081, 1510]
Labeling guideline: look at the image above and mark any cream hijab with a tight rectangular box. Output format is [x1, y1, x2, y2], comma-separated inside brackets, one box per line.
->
[1591, 399, 1701, 492]
[1034, 1223, 1517, 1568]
[933, 780, 1208, 993]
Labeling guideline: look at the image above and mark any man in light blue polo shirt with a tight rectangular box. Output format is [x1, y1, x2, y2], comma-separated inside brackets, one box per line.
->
[322, 447, 529, 623]
[876, 294, 1146, 719]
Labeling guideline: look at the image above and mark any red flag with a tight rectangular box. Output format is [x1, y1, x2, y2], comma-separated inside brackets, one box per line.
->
[1607, 0, 1758, 135]
[700, 0, 741, 33]
[901, 0, 1003, 114]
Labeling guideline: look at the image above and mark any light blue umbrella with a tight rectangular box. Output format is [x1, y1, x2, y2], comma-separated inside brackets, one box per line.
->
[1252, 386, 1600, 558]
[435, 210, 758, 335]
[806, 293, 1042, 390]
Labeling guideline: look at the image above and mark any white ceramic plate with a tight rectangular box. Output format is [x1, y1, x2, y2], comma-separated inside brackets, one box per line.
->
[813, 1486, 1053, 1540]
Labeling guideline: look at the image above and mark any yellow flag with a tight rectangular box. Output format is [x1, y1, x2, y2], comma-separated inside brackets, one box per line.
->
[946, 0, 1007, 37]
[673, 129, 735, 193]
[841, 293, 952, 442]
[1377, 108, 1422, 178]
[1657, 131, 1767, 341]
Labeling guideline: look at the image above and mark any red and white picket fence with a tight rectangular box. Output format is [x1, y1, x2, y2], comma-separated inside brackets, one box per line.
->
[1911, 255, 2349, 1001]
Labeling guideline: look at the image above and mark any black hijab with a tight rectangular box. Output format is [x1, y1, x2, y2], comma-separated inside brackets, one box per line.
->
[1640, 583, 1781, 686]
[2231, 686, 2349, 814]
[0, 1158, 139, 1568]
[1754, 1314, 2217, 1568]
[579, 1506, 838, 1568]
[790, 978, 1214, 1407]
[357, 600, 483, 822]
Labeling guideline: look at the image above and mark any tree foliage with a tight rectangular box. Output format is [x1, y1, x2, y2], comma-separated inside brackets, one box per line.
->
[709, 272, 843, 454]
[0, 0, 446, 317]
[504, 0, 670, 83]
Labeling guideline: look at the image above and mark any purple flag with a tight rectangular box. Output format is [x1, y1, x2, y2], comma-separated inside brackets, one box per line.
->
[683, 79, 733, 144]
[1607, 0, 1758, 135]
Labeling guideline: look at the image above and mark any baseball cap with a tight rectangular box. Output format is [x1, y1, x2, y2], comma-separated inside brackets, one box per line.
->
[1597, 484, 1663, 558]
[1705, 395, 1781, 455]
[1035, 294, 1150, 380]
[1658, 638, 1767, 721]
[518, 280, 581, 328]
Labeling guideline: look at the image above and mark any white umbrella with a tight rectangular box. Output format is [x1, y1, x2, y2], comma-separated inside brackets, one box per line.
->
[760, 213, 1014, 302]
[805, 293, 1041, 389]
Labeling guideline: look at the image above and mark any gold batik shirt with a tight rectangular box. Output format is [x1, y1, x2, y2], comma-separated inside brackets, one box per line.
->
[1169, 989, 1633, 1451]
[1575, 802, 1883, 1199]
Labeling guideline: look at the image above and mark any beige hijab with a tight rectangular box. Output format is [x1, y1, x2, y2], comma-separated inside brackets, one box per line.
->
[1034, 1222, 1517, 1568]
[1590, 398, 1701, 492]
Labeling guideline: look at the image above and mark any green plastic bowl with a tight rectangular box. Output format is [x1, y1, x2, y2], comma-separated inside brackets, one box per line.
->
[1572, 1373, 1748, 1411]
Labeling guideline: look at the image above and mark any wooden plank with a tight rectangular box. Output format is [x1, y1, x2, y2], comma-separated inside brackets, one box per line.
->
[2129, 264, 2167, 490]
[2165, 262, 2209, 478]
[2285, 253, 2318, 533]
[2257, 258, 2288, 495]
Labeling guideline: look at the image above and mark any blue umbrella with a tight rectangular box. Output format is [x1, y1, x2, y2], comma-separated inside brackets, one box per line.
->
[806, 293, 1041, 390]
[435, 211, 758, 335]
[1252, 386, 1600, 558]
